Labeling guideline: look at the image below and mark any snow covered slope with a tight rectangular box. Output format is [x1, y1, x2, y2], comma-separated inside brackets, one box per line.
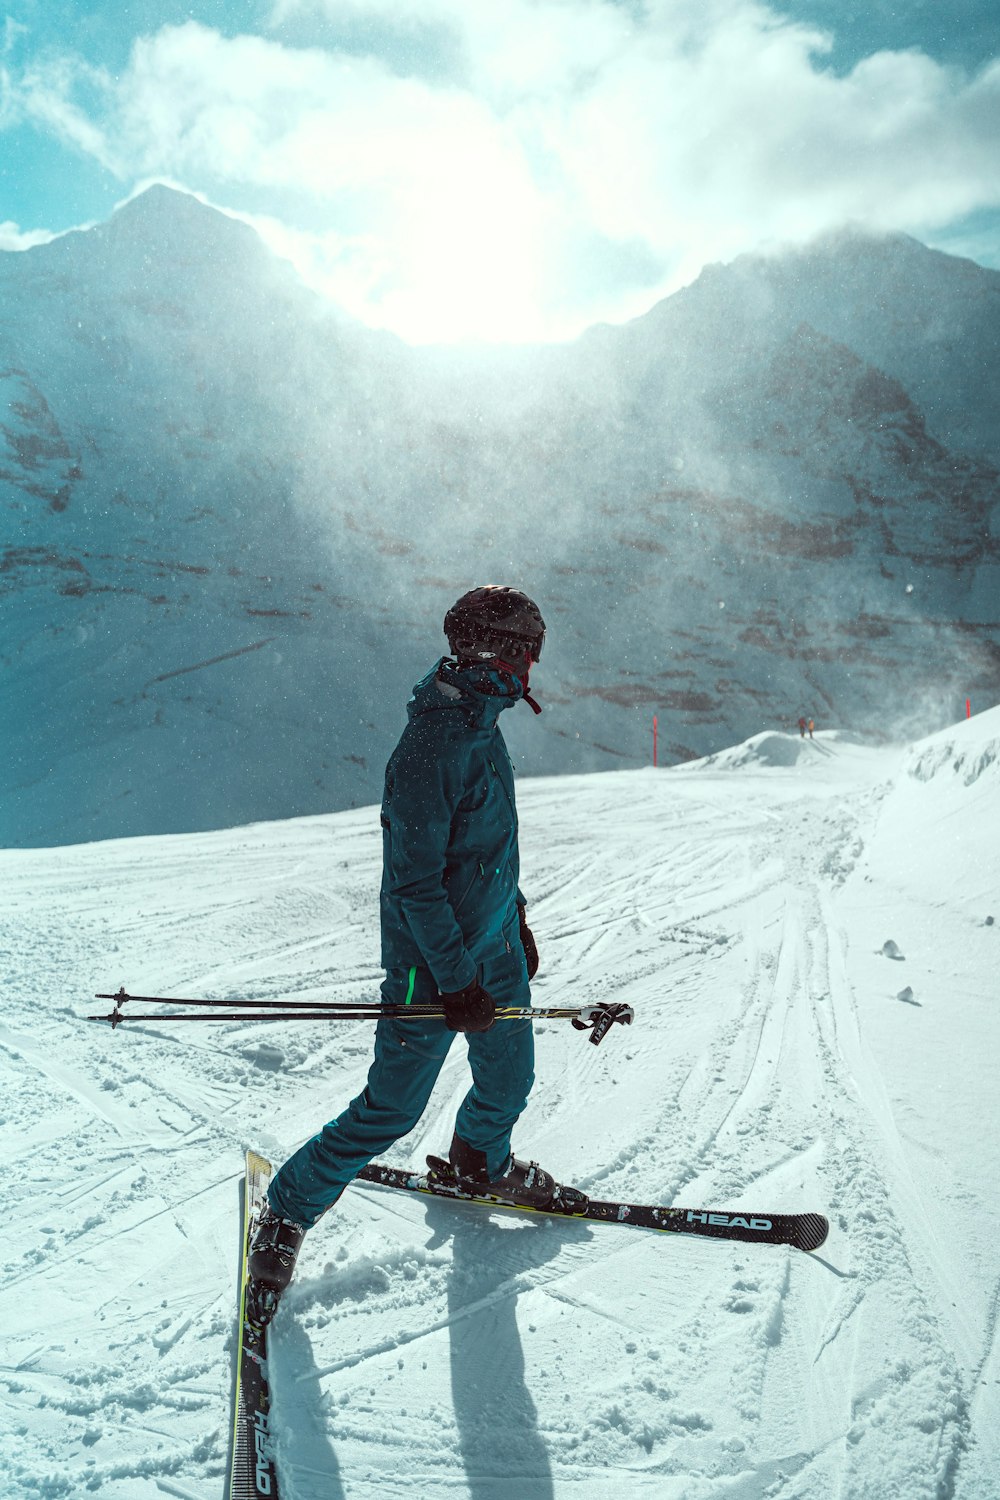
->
[3, 188, 999, 845]
[2, 710, 998, 1498]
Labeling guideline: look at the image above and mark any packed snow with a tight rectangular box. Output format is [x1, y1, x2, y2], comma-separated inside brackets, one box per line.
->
[2, 712, 999, 1499]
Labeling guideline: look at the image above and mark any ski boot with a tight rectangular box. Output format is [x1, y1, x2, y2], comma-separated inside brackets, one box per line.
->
[246, 1203, 307, 1328]
[428, 1132, 589, 1213]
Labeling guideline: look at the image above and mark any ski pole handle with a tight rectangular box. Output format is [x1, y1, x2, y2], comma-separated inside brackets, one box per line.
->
[572, 1002, 635, 1045]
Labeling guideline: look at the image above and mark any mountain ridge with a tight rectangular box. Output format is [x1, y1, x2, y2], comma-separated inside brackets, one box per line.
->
[2, 186, 998, 846]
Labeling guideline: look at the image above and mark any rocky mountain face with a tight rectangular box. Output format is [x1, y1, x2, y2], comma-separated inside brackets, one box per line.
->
[2, 186, 998, 845]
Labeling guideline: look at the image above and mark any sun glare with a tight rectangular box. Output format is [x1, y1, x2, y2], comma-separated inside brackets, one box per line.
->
[253, 156, 561, 345]
[378, 159, 554, 345]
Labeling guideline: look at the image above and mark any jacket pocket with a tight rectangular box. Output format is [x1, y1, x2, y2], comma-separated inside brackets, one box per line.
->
[449, 864, 482, 918]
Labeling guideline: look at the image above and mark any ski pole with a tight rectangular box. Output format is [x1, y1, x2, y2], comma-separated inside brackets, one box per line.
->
[89, 1008, 419, 1026]
[95, 988, 450, 1014]
[96, 988, 605, 1021]
[87, 1005, 593, 1025]
[90, 991, 634, 1043]
[95, 988, 587, 1018]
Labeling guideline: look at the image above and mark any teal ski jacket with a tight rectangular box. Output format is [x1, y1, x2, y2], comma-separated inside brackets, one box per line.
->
[379, 658, 527, 994]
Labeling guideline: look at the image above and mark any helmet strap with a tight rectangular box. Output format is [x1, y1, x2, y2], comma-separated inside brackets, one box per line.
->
[449, 648, 543, 714]
[496, 654, 543, 715]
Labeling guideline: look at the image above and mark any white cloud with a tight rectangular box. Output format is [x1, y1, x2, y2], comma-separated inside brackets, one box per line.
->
[267, 0, 636, 99]
[8, 2, 1000, 340]
[0, 219, 57, 250]
[16, 51, 122, 170]
[3, 16, 29, 58]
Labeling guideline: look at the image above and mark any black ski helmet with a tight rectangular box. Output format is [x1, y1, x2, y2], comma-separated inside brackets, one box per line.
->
[444, 585, 545, 665]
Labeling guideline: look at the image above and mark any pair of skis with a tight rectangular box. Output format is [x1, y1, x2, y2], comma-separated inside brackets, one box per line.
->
[228, 1149, 829, 1498]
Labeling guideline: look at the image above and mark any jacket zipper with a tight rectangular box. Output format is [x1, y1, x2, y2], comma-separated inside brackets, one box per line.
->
[488, 756, 518, 828]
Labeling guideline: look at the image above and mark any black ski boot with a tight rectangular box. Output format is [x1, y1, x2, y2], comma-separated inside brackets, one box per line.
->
[246, 1203, 307, 1327]
[430, 1132, 588, 1212]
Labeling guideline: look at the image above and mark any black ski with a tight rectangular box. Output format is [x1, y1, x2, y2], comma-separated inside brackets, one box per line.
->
[228, 1150, 281, 1500]
[357, 1159, 828, 1253]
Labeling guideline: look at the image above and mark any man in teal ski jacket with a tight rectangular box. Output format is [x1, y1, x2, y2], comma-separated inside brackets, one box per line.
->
[380, 654, 529, 997]
[247, 586, 556, 1324]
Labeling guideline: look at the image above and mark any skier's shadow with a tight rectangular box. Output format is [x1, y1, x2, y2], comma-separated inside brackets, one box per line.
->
[422, 1196, 591, 1500]
[271, 1316, 348, 1500]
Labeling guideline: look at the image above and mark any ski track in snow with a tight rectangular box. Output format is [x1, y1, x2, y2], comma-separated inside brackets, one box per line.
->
[1, 729, 999, 1498]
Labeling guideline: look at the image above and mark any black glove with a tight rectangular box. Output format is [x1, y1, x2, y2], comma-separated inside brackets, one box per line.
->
[441, 977, 496, 1033]
[518, 904, 539, 980]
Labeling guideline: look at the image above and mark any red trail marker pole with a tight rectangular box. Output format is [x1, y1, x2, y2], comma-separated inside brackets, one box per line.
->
[653, 715, 658, 768]
[967, 697, 972, 719]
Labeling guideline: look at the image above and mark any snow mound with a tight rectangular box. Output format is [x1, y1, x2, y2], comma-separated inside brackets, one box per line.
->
[677, 730, 840, 772]
[904, 705, 1000, 787]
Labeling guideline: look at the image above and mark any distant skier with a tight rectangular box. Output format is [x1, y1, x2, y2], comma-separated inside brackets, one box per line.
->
[808, 718, 815, 739]
[798, 717, 807, 738]
[247, 586, 562, 1324]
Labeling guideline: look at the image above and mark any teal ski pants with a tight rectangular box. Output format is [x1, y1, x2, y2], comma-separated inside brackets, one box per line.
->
[267, 948, 533, 1228]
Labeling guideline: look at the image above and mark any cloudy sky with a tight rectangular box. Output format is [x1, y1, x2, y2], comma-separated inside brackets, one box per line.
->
[2, 0, 999, 342]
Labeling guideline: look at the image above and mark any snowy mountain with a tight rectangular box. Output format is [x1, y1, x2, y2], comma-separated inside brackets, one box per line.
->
[2, 187, 998, 845]
[2, 709, 999, 1497]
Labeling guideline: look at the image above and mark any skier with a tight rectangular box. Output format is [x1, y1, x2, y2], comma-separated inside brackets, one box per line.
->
[247, 586, 562, 1324]
[797, 716, 807, 738]
[808, 718, 815, 739]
